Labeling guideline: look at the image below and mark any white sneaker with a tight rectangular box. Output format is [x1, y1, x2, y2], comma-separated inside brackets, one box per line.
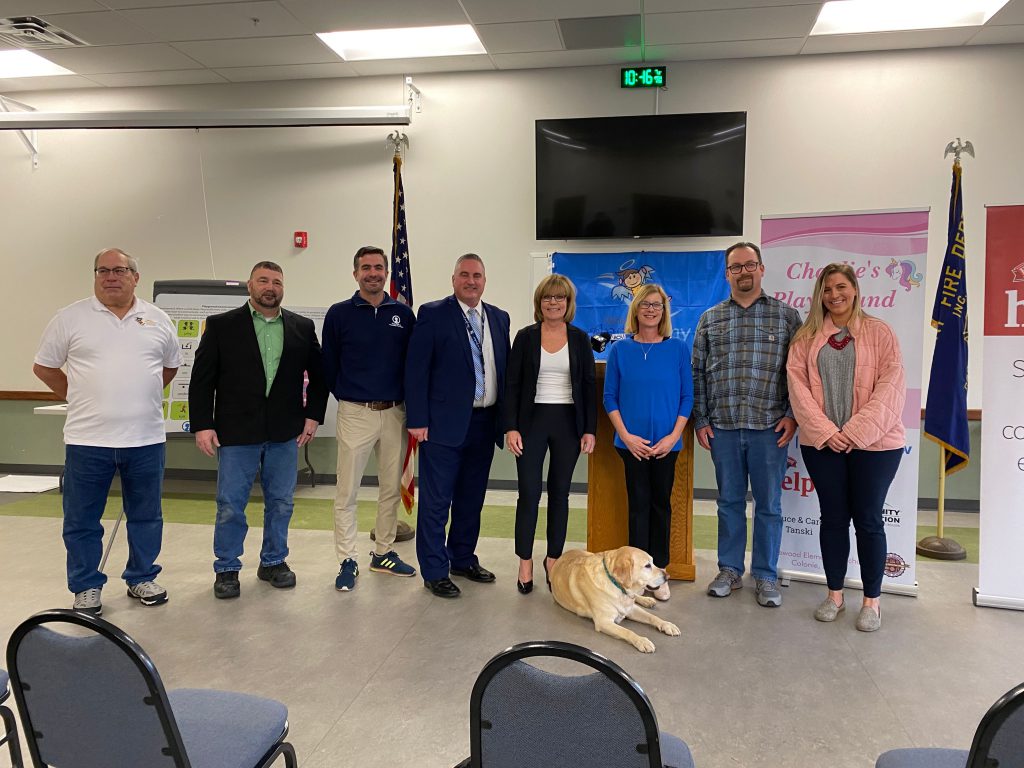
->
[126, 580, 168, 606]
[73, 587, 103, 615]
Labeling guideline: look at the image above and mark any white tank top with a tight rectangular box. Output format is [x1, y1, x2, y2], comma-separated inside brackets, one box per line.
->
[535, 343, 574, 404]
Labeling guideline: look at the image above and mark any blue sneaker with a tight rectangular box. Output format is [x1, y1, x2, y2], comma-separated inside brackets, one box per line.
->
[336, 559, 359, 591]
[370, 550, 417, 577]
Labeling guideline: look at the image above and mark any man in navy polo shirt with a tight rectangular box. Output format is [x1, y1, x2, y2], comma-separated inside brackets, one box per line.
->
[322, 246, 417, 591]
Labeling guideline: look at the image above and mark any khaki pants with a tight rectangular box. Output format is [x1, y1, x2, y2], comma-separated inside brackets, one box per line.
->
[333, 401, 407, 562]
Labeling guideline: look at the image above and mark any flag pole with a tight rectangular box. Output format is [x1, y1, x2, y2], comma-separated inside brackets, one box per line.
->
[918, 140, 972, 561]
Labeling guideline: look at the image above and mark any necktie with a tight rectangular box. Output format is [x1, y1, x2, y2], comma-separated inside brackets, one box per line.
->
[468, 308, 485, 401]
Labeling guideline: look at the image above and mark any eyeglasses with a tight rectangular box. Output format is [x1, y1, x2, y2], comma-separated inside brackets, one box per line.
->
[94, 266, 134, 277]
[541, 295, 568, 303]
[638, 301, 664, 310]
[726, 261, 761, 275]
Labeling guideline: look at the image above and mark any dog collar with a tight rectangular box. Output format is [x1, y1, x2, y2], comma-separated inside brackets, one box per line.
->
[602, 557, 628, 596]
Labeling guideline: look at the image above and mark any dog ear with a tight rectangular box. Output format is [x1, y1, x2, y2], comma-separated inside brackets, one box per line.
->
[610, 548, 635, 589]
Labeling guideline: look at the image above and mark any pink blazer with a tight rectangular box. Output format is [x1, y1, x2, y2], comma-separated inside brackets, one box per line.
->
[786, 314, 906, 451]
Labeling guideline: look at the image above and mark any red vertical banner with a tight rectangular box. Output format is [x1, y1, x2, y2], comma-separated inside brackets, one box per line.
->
[977, 204, 1024, 610]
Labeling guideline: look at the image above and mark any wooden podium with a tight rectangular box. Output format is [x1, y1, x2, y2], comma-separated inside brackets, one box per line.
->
[586, 362, 696, 581]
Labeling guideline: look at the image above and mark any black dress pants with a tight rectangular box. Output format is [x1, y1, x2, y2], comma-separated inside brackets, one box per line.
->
[615, 448, 679, 568]
[513, 404, 581, 560]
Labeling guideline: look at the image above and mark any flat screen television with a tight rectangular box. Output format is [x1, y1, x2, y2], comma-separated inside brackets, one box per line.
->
[535, 112, 746, 239]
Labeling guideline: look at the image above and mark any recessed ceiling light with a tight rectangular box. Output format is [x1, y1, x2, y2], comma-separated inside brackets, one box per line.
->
[317, 24, 486, 61]
[811, 0, 1011, 36]
[0, 49, 74, 78]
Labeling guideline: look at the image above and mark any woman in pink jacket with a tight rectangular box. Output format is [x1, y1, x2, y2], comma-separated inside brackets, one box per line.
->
[787, 263, 906, 632]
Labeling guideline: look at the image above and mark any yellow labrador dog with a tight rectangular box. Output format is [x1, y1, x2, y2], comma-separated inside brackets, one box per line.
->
[549, 546, 680, 653]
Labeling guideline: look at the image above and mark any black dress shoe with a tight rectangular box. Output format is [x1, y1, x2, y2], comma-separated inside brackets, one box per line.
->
[449, 564, 496, 583]
[424, 577, 461, 598]
[517, 579, 534, 595]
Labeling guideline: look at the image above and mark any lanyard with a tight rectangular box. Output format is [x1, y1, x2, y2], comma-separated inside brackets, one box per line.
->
[463, 308, 485, 353]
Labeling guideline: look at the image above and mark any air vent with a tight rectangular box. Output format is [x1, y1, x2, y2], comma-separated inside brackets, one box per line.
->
[0, 16, 88, 49]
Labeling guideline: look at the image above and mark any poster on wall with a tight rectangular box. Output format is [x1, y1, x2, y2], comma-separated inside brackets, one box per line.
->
[762, 209, 928, 595]
[976, 204, 1024, 611]
[154, 292, 337, 437]
[551, 250, 729, 359]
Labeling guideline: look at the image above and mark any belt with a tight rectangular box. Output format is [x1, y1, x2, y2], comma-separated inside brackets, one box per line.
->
[345, 400, 400, 411]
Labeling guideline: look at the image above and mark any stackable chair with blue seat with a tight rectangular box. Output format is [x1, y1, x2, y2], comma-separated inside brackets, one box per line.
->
[454, 640, 694, 768]
[6, 609, 297, 768]
[1, 667, 25, 768]
[876, 680, 1024, 768]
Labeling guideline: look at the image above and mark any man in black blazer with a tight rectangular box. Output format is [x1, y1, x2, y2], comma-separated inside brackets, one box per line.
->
[189, 261, 328, 599]
[405, 254, 511, 598]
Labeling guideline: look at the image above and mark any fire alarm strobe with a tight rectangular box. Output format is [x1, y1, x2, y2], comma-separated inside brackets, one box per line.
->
[294, 231, 308, 248]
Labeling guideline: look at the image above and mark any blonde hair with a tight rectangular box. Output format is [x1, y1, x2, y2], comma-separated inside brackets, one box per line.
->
[792, 263, 868, 345]
[625, 283, 671, 337]
[533, 274, 577, 323]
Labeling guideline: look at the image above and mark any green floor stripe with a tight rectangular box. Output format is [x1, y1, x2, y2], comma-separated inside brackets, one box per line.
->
[0, 491, 979, 564]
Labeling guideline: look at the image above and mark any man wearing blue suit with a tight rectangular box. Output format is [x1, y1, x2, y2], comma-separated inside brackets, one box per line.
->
[406, 254, 511, 598]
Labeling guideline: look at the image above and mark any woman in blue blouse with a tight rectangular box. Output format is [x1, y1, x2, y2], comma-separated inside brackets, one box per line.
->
[604, 283, 693, 600]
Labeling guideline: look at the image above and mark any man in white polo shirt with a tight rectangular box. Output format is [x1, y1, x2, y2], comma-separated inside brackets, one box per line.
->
[33, 247, 181, 615]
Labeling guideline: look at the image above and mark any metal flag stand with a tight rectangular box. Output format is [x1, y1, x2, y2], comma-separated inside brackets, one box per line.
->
[917, 138, 973, 562]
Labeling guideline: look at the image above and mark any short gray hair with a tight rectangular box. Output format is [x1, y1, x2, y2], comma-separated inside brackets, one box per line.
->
[94, 248, 138, 273]
[454, 253, 485, 272]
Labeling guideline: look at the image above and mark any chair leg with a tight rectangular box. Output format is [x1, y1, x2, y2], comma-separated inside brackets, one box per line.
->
[258, 741, 298, 768]
[1, 704, 24, 768]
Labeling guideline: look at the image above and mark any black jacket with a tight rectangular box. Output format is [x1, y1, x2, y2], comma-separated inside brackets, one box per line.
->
[188, 303, 328, 446]
[503, 322, 597, 438]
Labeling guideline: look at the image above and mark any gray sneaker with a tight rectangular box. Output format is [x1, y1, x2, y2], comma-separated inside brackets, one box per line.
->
[73, 587, 102, 615]
[707, 568, 742, 597]
[755, 577, 782, 607]
[127, 580, 168, 606]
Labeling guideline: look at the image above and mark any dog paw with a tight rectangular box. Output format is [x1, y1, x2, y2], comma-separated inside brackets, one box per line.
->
[635, 596, 657, 608]
[632, 636, 656, 653]
[659, 621, 681, 636]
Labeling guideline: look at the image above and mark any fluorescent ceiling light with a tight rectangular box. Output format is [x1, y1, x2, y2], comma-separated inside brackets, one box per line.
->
[317, 24, 485, 61]
[811, 0, 1010, 35]
[0, 49, 74, 78]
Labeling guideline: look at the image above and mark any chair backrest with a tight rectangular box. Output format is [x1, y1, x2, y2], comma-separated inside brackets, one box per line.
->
[466, 641, 665, 768]
[5, 609, 191, 768]
[967, 680, 1024, 768]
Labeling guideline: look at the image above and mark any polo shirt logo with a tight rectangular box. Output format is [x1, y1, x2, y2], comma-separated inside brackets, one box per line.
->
[389, 315, 404, 328]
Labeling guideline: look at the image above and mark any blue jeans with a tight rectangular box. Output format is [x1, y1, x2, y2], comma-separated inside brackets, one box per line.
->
[709, 427, 788, 580]
[214, 441, 297, 573]
[62, 443, 165, 594]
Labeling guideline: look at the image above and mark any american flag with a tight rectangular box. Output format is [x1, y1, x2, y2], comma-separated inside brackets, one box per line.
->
[389, 153, 416, 512]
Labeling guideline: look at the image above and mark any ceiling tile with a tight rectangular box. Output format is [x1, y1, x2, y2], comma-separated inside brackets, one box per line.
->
[0, 73, 99, 90]
[41, 11, 161, 45]
[967, 23, 1024, 44]
[35, 42, 204, 72]
[559, 14, 641, 50]
[475, 20, 562, 53]
[648, 37, 804, 61]
[645, 0, 823, 10]
[87, 68, 229, 86]
[120, 1, 310, 42]
[216, 61, 358, 81]
[801, 27, 977, 55]
[278, 0, 469, 32]
[459, 0, 639, 25]
[988, 0, 1024, 25]
[346, 53, 495, 76]
[101, 0, 269, 7]
[647, 5, 821, 45]
[173, 35, 337, 67]
[0, 1, 104, 13]
[492, 47, 643, 69]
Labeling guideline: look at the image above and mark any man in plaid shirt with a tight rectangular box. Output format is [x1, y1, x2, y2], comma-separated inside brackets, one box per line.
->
[692, 242, 801, 607]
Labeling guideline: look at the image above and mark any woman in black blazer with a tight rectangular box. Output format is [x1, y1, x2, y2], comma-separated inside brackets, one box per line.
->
[504, 274, 597, 594]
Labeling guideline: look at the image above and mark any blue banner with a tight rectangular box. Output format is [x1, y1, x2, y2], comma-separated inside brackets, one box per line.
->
[552, 251, 729, 359]
[923, 163, 970, 475]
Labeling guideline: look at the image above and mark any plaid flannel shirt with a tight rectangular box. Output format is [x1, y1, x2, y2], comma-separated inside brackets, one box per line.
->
[691, 291, 802, 431]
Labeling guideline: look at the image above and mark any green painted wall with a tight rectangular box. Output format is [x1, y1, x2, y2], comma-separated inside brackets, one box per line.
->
[1, 399, 981, 505]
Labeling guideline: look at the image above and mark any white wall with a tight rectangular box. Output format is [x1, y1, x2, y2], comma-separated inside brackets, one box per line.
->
[2, 44, 1021, 403]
